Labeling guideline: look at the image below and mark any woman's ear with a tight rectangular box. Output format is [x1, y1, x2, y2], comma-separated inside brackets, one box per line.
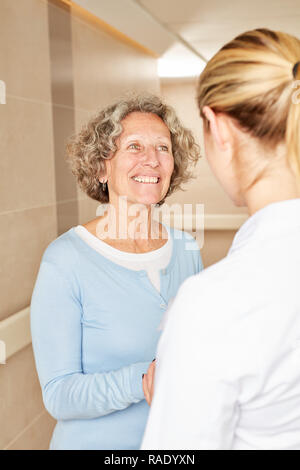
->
[202, 106, 230, 152]
[103, 159, 111, 182]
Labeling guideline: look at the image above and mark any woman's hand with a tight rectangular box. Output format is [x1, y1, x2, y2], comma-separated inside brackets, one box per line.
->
[142, 360, 156, 406]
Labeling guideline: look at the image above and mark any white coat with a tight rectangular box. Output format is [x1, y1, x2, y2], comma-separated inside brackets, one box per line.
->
[141, 199, 300, 450]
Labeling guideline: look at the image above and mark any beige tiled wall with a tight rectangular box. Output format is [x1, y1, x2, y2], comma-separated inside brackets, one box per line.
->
[0, 206, 58, 320]
[0, 0, 159, 450]
[0, 0, 57, 325]
[1, 345, 56, 450]
[0, 0, 52, 103]
[200, 230, 237, 267]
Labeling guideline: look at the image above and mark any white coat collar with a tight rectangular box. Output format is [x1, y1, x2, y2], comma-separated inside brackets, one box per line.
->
[228, 198, 300, 255]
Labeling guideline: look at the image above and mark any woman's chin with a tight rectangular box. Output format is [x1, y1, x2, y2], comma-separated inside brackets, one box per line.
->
[123, 186, 164, 206]
[132, 196, 162, 206]
[127, 191, 164, 207]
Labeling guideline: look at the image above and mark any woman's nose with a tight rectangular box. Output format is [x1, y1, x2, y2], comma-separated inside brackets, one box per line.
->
[143, 146, 159, 167]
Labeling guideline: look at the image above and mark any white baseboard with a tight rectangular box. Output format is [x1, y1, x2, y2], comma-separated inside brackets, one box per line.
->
[0, 307, 31, 363]
[163, 213, 248, 231]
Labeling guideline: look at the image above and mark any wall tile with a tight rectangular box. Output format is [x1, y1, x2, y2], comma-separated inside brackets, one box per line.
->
[74, 108, 92, 133]
[48, 0, 75, 108]
[0, 345, 45, 449]
[78, 197, 100, 226]
[201, 229, 237, 267]
[0, 97, 56, 214]
[51, 104, 77, 203]
[0, 205, 57, 321]
[74, 108, 94, 200]
[0, 0, 51, 103]
[56, 199, 78, 236]
[71, 12, 160, 112]
[5, 411, 56, 450]
[73, 108, 95, 204]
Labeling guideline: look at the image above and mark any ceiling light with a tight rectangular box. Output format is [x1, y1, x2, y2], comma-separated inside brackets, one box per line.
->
[158, 58, 206, 78]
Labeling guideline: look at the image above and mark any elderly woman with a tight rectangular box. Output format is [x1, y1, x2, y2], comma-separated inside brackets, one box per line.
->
[30, 93, 203, 450]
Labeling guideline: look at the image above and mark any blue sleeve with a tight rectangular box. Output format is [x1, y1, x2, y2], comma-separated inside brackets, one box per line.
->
[198, 250, 204, 272]
[183, 231, 204, 274]
[194, 241, 204, 273]
[30, 258, 150, 421]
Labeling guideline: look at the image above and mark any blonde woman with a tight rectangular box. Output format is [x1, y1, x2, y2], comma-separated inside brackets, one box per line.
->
[30, 94, 202, 450]
[142, 29, 300, 450]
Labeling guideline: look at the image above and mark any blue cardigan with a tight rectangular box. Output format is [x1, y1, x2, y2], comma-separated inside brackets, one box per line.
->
[30, 226, 203, 450]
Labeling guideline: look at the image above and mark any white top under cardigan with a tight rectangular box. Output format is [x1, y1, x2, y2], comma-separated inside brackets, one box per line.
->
[74, 224, 172, 293]
[141, 198, 300, 450]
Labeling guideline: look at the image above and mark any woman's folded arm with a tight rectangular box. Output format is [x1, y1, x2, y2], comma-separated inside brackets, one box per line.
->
[41, 361, 150, 420]
[30, 257, 149, 420]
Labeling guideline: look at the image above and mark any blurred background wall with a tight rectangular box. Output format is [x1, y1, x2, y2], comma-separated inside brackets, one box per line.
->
[160, 78, 248, 266]
[0, 0, 160, 449]
[0, 0, 251, 449]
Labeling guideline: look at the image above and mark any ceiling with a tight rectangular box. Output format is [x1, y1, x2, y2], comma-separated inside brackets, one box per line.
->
[72, 0, 300, 77]
[137, 0, 300, 61]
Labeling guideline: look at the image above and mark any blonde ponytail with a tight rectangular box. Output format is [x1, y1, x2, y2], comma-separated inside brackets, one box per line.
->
[197, 28, 300, 180]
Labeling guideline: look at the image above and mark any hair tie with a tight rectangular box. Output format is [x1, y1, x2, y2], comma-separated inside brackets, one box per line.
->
[292, 61, 300, 78]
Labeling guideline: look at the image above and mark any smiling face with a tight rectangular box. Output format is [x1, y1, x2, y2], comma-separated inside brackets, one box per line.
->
[105, 112, 174, 206]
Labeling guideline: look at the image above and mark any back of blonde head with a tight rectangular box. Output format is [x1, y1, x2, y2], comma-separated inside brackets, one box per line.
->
[197, 28, 300, 179]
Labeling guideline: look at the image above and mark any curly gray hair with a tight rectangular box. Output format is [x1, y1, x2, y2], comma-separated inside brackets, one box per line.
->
[67, 93, 201, 205]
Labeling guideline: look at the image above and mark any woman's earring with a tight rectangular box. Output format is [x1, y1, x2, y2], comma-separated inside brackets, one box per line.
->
[100, 179, 107, 191]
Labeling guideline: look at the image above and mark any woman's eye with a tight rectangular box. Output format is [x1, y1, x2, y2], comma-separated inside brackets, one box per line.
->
[158, 145, 169, 152]
[128, 143, 140, 150]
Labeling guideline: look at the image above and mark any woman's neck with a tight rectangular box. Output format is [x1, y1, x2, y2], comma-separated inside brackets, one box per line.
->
[85, 200, 168, 254]
[245, 166, 300, 216]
